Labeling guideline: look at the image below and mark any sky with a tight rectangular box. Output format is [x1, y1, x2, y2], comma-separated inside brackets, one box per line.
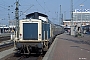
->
[0, 0, 90, 25]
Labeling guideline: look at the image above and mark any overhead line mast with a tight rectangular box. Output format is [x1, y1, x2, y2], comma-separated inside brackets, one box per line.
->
[70, 0, 75, 35]
[15, 0, 19, 38]
[60, 5, 61, 25]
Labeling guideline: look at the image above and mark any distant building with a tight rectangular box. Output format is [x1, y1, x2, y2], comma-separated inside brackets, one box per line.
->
[73, 9, 90, 26]
[0, 23, 15, 33]
[63, 9, 90, 28]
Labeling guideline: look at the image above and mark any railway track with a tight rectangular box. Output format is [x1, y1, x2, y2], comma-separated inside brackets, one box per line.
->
[0, 45, 14, 52]
[17, 54, 43, 60]
[0, 36, 10, 43]
[4, 53, 44, 60]
[0, 41, 14, 52]
[0, 33, 13, 51]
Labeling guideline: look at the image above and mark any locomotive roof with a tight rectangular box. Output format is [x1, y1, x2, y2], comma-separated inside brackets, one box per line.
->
[26, 12, 48, 18]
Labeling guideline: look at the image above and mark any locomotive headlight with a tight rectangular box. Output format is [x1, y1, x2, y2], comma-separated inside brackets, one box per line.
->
[19, 34, 22, 39]
[39, 34, 41, 39]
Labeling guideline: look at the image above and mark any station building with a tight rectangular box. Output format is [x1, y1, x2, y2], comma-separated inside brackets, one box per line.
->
[63, 9, 90, 31]
[73, 9, 90, 26]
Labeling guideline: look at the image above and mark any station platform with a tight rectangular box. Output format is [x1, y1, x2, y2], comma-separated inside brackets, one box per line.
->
[43, 33, 90, 60]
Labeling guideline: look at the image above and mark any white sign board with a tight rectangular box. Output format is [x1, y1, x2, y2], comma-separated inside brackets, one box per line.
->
[75, 9, 90, 12]
[39, 16, 48, 22]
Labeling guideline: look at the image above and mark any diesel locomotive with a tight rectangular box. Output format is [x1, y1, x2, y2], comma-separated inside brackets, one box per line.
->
[14, 12, 64, 54]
